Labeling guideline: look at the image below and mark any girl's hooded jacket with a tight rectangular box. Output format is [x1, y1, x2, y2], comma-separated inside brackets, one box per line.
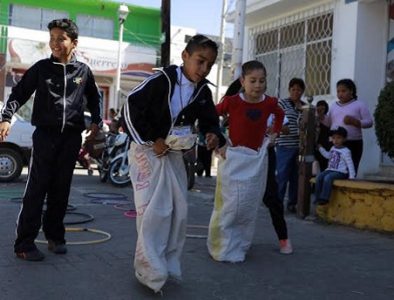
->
[121, 65, 225, 147]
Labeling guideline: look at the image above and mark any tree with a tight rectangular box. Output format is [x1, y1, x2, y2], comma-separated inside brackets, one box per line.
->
[374, 81, 394, 159]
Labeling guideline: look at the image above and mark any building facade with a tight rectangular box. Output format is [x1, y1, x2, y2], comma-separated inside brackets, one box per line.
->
[239, 0, 390, 177]
[0, 0, 161, 118]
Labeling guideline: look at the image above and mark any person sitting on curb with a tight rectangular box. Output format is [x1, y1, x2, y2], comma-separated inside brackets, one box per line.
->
[315, 126, 355, 205]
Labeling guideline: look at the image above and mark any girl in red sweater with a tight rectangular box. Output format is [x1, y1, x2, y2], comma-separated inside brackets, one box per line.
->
[207, 61, 288, 262]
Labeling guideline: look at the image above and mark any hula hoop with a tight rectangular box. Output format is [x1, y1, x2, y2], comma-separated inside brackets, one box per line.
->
[35, 227, 111, 245]
[187, 224, 209, 229]
[83, 192, 128, 200]
[113, 203, 134, 211]
[9, 197, 23, 203]
[89, 198, 130, 205]
[9, 198, 78, 213]
[67, 204, 77, 211]
[124, 209, 137, 218]
[186, 224, 208, 239]
[63, 212, 94, 225]
[186, 234, 207, 239]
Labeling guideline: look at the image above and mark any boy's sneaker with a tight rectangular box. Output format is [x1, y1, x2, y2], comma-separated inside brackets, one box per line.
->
[48, 240, 67, 254]
[279, 239, 293, 255]
[16, 249, 45, 261]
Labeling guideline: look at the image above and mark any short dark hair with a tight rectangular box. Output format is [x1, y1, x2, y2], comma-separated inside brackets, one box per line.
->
[241, 60, 267, 77]
[288, 78, 305, 91]
[316, 100, 329, 114]
[330, 126, 347, 138]
[48, 19, 79, 40]
[337, 78, 358, 100]
[184, 34, 218, 56]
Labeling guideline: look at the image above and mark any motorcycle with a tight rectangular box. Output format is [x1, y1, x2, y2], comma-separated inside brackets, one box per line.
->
[108, 135, 131, 187]
[96, 132, 128, 183]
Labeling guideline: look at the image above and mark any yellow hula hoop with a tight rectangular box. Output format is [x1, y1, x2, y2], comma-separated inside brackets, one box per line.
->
[35, 227, 111, 245]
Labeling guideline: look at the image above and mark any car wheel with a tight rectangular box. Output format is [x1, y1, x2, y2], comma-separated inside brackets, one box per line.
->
[0, 148, 23, 182]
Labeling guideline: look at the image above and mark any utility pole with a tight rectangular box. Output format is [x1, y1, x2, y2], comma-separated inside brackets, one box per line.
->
[231, 0, 246, 80]
[215, 0, 227, 104]
[161, 0, 171, 67]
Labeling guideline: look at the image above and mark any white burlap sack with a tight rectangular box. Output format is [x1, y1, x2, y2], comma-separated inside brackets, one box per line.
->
[128, 142, 188, 292]
[207, 140, 269, 262]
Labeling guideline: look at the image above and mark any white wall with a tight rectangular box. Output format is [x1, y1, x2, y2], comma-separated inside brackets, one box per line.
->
[330, 0, 387, 176]
[331, 1, 358, 93]
[241, 0, 388, 177]
[353, 1, 388, 176]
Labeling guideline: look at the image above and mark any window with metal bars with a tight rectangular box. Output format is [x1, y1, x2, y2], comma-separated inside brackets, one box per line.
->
[8, 5, 68, 31]
[249, 11, 333, 98]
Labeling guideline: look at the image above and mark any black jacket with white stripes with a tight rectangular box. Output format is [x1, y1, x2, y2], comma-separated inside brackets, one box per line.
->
[0, 55, 102, 131]
[121, 65, 225, 147]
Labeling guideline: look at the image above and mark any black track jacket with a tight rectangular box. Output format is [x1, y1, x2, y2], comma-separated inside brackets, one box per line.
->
[1, 55, 102, 131]
[121, 65, 225, 147]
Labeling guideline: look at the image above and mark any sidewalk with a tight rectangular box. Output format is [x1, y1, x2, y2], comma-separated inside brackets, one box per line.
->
[1, 169, 394, 299]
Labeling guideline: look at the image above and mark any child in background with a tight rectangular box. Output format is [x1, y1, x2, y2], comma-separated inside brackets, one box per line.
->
[322, 79, 373, 174]
[315, 126, 355, 204]
[208, 60, 285, 262]
[121, 34, 225, 292]
[315, 100, 330, 172]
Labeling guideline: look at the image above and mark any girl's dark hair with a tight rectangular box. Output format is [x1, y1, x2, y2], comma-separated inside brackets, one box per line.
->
[337, 78, 358, 99]
[316, 100, 329, 114]
[288, 78, 305, 91]
[224, 78, 242, 96]
[48, 19, 79, 40]
[185, 34, 218, 55]
[241, 60, 266, 77]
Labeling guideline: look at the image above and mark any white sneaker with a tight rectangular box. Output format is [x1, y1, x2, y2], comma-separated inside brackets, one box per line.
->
[279, 239, 293, 254]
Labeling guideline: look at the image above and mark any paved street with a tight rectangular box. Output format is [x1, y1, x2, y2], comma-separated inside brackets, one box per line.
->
[1, 167, 394, 300]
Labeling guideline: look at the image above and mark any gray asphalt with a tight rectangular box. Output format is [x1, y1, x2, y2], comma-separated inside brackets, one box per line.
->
[1, 167, 394, 300]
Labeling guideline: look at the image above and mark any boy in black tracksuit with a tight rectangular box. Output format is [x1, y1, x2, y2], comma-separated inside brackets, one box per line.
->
[0, 19, 102, 261]
[121, 35, 225, 292]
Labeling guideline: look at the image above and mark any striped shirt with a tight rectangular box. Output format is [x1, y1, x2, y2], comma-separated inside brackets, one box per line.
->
[276, 98, 303, 148]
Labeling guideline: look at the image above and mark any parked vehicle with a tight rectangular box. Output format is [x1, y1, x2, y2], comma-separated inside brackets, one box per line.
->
[0, 103, 34, 182]
[97, 132, 128, 184]
[108, 134, 131, 187]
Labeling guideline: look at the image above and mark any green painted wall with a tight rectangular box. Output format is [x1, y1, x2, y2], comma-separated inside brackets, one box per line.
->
[0, 0, 161, 46]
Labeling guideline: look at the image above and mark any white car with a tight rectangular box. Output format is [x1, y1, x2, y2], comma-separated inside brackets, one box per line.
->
[0, 106, 107, 182]
[0, 102, 35, 182]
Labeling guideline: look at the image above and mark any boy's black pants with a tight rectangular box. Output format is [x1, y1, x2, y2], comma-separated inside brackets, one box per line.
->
[263, 146, 288, 240]
[14, 127, 82, 253]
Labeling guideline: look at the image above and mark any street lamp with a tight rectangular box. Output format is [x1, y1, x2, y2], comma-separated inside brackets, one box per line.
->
[114, 3, 129, 110]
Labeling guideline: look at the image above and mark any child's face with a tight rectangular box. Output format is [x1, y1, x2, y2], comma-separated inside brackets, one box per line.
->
[181, 47, 217, 83]
[337, 84, 353, 103]
[240, 69, 266, 101]
[289, 84, 304, 101]
[49, 27, 77, 63]
[316, 104, 326, 117]
[332, 134, 345, 147]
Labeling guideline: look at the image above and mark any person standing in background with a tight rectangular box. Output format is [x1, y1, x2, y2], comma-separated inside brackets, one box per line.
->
[276, 78, 305, 213]
[321, 79, 373, 174]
